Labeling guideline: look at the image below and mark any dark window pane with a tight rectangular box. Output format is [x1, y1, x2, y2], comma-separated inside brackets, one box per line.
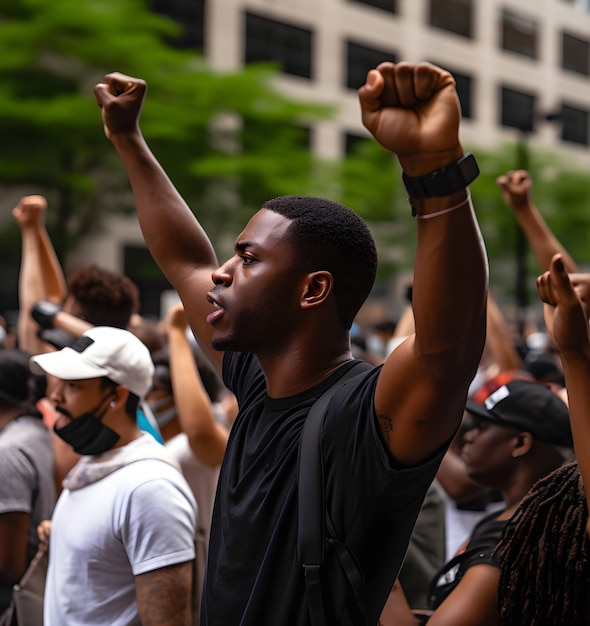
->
[562, 32, 590, 75]
[561, 104, 589, 145]
[501, 10, 538, 59]
[453, 71, 474, 119]
[429, 0, 473, 38]
[346, 41, 397, 90]
[244, 12, 313, 79]
[344, 132, 367, 155]
[150, 0, 205, 50]
[500, 86, 536, 132]
[348, 0, 396, 13]
[562, 0, 590, 9]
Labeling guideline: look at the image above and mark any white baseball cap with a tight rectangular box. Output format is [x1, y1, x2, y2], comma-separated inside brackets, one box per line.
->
[30, 326, 154, 399]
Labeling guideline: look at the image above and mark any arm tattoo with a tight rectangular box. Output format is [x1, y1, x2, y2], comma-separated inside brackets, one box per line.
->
[377, 413, 394, 444]
[135, 560, 193, 626]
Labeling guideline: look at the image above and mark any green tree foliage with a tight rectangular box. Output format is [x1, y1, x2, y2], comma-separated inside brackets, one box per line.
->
[472, 142, 590, 287]
[0, 0, 331, 259]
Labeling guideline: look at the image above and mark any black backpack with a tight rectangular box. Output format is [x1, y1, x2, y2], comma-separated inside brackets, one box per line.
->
[297, 360, 372, 626]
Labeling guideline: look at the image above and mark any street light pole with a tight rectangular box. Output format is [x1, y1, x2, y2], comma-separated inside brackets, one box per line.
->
[512, 109, 562, 348]
[515, 132, 530, 347]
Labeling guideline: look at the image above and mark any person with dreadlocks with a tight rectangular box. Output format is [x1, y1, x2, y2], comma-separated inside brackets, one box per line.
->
[497, 255, 590, 625]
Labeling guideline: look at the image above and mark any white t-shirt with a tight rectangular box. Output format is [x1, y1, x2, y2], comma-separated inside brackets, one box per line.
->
[45, 436, 196, 626]
[165, 433, 220, 545]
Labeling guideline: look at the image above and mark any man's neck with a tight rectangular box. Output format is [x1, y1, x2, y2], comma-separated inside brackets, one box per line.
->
[261, 349, 354, 398]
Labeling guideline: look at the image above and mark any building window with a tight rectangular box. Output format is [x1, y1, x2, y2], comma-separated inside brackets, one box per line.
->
[453, 71, 474, 119]
[150, 0, 205, 50]
[345, 41, 397, 90]
[430, 65, 474, 119]
[500, 86, 536, 132]
[562, 32, 590, 75]
[428, 0, 473, 39]
[501, 10, 538, 59]
[344, 132, 368, 155]
[563, 0, 590, 10]
[348, 0, 396, 13]
[560, 103, 589, 145]
[244, 12, 313, 79]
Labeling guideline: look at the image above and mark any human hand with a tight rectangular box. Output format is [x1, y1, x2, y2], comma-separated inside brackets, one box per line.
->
[37, 519, 51, 550]
[93, 72, 147, 140]
[496, 170, 533, 211]
[537, 255, 590, 356]
[12, 195, 47, 229]
[358, 62, 463, 176]
[164, 302, 188, 334]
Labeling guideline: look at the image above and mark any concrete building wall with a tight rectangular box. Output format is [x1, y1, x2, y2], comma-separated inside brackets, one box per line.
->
[27, 1, 590, 317]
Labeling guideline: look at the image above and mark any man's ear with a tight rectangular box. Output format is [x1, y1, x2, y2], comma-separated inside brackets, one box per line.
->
[110, 384, 130, 411]
[300, 271, 334, 309]
[512, 431, 534, 458]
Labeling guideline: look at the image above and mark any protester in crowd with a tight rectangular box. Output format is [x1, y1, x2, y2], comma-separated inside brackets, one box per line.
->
[13, 199, 164, 488]
[381, 378, 573, 625]
[495, 255, 590, 624]
[496, 169, 578, 275]
[32, 326, 196, 626]
[0, 349, 54, 619]
[496, 169, 574, 390]
[93, 61, 487, 624]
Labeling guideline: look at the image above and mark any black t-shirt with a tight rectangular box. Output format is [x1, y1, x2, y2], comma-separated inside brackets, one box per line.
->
[201, 352, 447, 626]
[428, 510, 506, 610]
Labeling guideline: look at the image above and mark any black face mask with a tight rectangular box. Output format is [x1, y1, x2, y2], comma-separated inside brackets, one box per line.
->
[54, 394, 120, 456]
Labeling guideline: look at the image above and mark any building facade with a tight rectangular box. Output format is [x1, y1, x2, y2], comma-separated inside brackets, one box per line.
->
[69, 0, 590, 317]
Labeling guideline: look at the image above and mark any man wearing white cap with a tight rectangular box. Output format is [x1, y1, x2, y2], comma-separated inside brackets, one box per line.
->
[31, 326, 197, 626]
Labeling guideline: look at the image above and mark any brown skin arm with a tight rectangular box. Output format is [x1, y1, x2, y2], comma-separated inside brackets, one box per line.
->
[497, 170, 578, 273]
[485, 294, 523, 372]
[164, 303, 229, 466]
[359, 62, 488, 466]
[381, 566, 500, 626]
[93, 74, 221, 373]
[13, 195, 67, 354]
[135, 560, 193, 626]
[0, 512, 30, 584]
[537, 256, 590, 536]
[425, 564, 500, 626]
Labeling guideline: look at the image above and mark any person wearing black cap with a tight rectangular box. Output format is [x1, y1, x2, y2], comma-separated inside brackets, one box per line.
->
[380, 378, 572, 626]
[0, 349, 55, 619]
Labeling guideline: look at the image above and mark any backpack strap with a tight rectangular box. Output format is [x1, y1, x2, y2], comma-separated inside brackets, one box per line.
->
[297, 360, 371, 626]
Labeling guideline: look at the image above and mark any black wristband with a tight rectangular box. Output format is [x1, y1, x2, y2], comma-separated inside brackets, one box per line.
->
[31, 300, 62, 330]
[402, 153, 479, 199]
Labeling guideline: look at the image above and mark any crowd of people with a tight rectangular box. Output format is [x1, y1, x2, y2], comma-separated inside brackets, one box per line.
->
[0, 59, 589, 626]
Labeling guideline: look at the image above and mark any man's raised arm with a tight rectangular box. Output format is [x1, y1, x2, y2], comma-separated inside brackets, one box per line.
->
[359, 62, 488, 466]
[93, 73, 221, 370]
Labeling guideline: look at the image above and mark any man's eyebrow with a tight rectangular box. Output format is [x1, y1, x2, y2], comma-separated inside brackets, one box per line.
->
[235, 241, 254, 253]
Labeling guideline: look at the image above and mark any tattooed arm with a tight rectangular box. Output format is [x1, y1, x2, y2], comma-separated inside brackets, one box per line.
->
[135, 560, 193, 625]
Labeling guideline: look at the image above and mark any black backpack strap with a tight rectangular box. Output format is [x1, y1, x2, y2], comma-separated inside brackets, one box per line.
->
[297, 360, 371, 626]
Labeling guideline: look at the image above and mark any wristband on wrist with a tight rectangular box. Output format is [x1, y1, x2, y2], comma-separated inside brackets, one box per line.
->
[31, 300, 62, 330]
[414, 192, 472, 220]
[402, 153, 479, 216]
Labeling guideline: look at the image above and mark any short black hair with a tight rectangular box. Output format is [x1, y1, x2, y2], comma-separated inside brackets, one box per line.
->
[262, 196, 378, 329]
